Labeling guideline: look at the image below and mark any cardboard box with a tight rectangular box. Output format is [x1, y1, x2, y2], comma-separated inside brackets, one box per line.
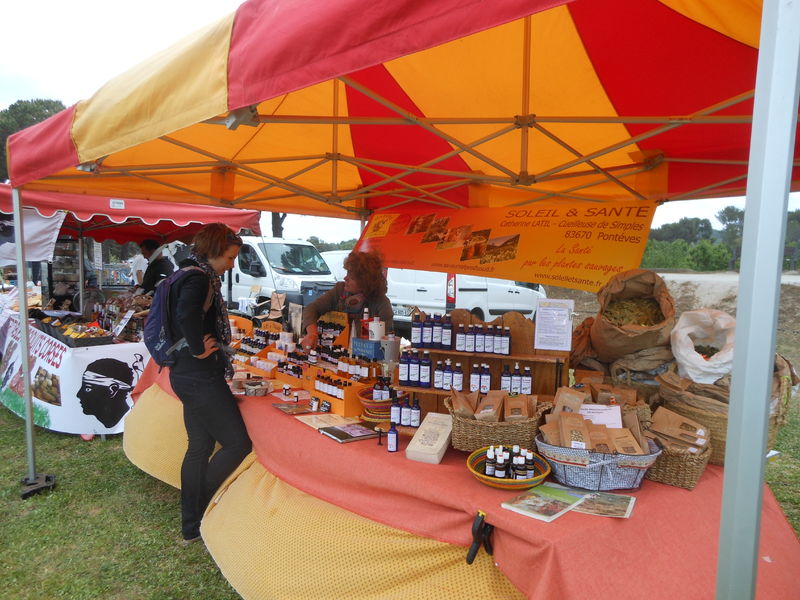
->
[559, 412, 592, 450]
[504, 394, 530, 422]
[405, 413, 453, 464]
[474, 390, 505, 422]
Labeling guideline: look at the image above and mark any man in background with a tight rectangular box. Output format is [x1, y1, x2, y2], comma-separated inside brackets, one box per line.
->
[138, 239, 174, 294]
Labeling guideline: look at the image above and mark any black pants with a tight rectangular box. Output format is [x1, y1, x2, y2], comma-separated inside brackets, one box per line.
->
[169, 369, 252, 539]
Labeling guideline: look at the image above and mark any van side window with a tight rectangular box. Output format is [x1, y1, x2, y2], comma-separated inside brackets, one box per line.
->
[238, 244, 260, 273]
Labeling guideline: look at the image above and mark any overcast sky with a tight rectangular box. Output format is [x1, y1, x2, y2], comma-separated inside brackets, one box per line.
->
[2, 1, 797, 242]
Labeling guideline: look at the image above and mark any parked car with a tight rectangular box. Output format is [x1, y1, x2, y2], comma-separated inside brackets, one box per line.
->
[222, 236, 336, 308]
[320, 251, 546, 336]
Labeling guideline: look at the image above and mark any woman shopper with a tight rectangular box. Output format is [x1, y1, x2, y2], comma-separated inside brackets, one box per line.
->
[167, 223, 252, 544]
[300, 249, 393, 349]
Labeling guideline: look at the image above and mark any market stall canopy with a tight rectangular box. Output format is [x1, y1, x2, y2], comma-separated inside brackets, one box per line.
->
[0, 184, 260, 244]
[8, 0, 797, 220]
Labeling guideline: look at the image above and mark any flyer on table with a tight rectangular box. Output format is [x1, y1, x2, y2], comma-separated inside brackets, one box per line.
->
[353, 201, 656, 293]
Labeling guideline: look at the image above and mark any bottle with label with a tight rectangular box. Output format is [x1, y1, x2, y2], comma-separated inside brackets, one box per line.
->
[372, 378, 383, 401]
[381, 379, 391, 401]
[310, 396, 320, 412]
[409, 351, 420, 387]
[454, 323, 466, 352]
[475, 325, 485, 353]
[400, 398, 412, 426]
[442, 359, 453, 390]
[421, 314, 433, 348]
[502, 326, 512, 355]
[484, 446, 496, 477]
[525, 451, 536, 479]
[360, 307, 371, 338]
[410, 398, 421, 427]
[441, 314, 453, 349]
[410, 313, 422, 346]
[452, 362, 464, 391]
[398, 351, 410, 386]
[521, 366, 533, 394]
[494, 455, 506, 479]
[479, 363, 491, 394]
[433, 360, 444, 389]
[515, 456, 528, 480]
[483, 325, 495, 354]
[465, 325, 475, 353]
[510, 362, 522, 394]
[500, 364, 512, 391]
[387, 422, 398, 452]
[390, 392, 401, 424]
[432, 314, 442, 349]
[419, 351, 432, 388]
[469, 363, 481, 392]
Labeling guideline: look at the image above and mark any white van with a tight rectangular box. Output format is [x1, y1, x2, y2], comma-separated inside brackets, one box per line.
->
[320, 251, 546, 330]
[222, 236, 336, 307]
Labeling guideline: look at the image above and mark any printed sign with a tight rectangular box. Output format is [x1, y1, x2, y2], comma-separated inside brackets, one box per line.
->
[0, 309, 149, 434]
[353, 201, 656, 292]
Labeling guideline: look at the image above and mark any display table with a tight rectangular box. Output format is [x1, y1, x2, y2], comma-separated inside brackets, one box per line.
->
[124, 368, 800, 600]
[0, 308, 147, 434]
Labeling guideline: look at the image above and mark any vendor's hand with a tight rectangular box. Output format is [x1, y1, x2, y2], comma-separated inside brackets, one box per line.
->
[193, 334, 219, 359]
[300, 331, 318, 350]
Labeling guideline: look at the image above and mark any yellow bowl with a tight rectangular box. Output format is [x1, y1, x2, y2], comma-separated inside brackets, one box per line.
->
[466, 446, 550, 490]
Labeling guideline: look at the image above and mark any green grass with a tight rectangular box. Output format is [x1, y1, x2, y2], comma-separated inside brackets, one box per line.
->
[0, 408, 240, 600]
[765, 391, 800, 534]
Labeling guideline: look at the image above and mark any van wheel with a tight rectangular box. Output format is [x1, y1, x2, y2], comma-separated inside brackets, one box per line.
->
[470, 308, 484, 321]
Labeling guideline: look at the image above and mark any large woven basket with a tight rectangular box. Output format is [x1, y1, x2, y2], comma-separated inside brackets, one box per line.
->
[443, 396, 551, 452]
[645, 440, 712, 490]
[661, 374, 791, 466]
[534, 435, 661, 491]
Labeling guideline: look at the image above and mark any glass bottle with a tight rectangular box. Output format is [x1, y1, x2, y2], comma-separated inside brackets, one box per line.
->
[469, 363, 481, 392]
[479, 363, 491, 393]
[408, 351, 420, 387]
[410, 398, 421, 427]
[387, 422, 398, 452]
[510, 362, 522, 394]
[433, 360, 444, 390]
[398, 351, 410, 386]
[390, 391, 401, 424]
[521, 366, 533, 394]
[442, 359, 453, 391]
[475, 325, 485, 353]
[483, 325, 495, 354]
[419, 351, 432, 388]
[421, 314, 433, 348]
[465, 324, 475, 353]
[500, 364, 512, 391]
[432, 313, 442, 349]
[441, 314, 453, 350]
[452, 362, 464, 392]
[411, 313, 422, 347]
[485, 446, 496, 477]
[454, 323, 466, 352]
[400, 397, 412, 426]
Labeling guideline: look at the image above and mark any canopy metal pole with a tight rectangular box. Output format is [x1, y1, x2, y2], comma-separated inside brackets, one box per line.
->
[12, 188, 56, 498]
[78, 236, 85, 312]
[716, 0, 800, 598]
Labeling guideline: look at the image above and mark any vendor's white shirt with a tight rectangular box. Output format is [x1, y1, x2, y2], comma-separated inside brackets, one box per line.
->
[130, 254, 148, 285]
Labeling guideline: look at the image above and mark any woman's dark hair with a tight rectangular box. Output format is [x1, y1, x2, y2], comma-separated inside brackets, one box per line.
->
[192, 223, 243, 259]
[140, 239, 159, 252]
[344, 250, 387, 300]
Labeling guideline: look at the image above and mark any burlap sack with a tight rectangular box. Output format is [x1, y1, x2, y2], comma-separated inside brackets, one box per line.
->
[590, 269, 675, 363]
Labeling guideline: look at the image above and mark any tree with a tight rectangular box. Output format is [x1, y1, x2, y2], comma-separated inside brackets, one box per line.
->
[0, 99, 66, 181]
[649, 217, 713, 243]
[716, 205, 744, 270]
[687, 239, 731, 271]
[784, 209, 800, 270]
[271, 212, 287, 237]
[640, 239, 692, 269]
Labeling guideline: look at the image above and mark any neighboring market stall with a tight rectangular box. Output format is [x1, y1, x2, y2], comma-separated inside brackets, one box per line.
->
[0, 185, 260, 435]
[5, 0, 800, 597]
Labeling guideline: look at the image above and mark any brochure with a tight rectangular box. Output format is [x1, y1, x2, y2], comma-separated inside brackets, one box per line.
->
[294, 413, 360, 430]
[547, 483, 637, 519]
[500, 482, 588, 522]
[318, 422, 379, 443]
[272, 402, 313, 415]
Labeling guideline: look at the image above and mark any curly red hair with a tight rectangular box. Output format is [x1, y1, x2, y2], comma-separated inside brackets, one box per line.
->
[343, 250, 387, 300]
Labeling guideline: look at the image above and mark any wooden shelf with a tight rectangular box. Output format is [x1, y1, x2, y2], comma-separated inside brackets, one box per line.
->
[408, 347, 562, 364]
[393, 384, 452, 397]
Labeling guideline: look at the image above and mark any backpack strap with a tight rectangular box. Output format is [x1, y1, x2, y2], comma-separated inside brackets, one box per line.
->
[167, 267, 215, 355]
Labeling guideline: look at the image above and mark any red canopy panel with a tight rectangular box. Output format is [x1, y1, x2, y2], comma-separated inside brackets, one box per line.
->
[0, 184, 261, 244]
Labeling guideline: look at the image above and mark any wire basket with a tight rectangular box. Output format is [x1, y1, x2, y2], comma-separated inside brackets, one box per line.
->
[534, 435, 661, 491]
[444, 396, 551, 452]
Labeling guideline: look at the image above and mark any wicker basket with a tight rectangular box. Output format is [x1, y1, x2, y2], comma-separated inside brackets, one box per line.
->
[534, 435, 662, 491]
[645, 440, 712, 490]
[443, 396, 551, 452]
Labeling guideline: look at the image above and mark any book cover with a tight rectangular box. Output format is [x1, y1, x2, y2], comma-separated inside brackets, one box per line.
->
[501, 482, 588, 523]
[295, 414, 359, 430]
[272, 402, 313, 415]
[319, 422, 379, 443]
[545, 483, 637, 519]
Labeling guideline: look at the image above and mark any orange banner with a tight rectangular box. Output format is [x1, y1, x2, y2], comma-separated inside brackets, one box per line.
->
[353, 201, 657, 292]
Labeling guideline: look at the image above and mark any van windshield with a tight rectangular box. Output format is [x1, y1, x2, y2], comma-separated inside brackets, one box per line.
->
[259, 243, 331, 275]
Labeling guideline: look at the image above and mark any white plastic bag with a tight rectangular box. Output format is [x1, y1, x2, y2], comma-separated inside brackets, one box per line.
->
[670, 309, 735, 384]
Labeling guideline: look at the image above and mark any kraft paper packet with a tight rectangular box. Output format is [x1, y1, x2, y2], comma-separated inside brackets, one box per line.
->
[589, 382, 615, 402]
[504, 394, 530, 422]
[622, 411, 650, 452]
[553, 386, 589, 415]
[609, 427, 644, 455]
[588, 423, 615, 453]
[539, 421, 562, 446]
[612, 385, 638, 406]
[559, 412, 592, 450]
[475, 390, 505, 422]
[650, 406, 709, 446]
[450, 389, 476, 419]
[526, 394, 539, 416]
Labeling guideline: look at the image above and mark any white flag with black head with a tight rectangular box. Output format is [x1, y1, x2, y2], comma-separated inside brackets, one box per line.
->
[0, 209, 66, 265]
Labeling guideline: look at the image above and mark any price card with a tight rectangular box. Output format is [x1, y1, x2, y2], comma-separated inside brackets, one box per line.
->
[534, 299, 575, 352]
[112, 309, 136, 337]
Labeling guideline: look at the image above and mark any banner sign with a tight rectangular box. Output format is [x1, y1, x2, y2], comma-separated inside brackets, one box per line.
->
[0, 310, 149, 435]
[353, 201, 656, 292]
[0, 208, 66, 265]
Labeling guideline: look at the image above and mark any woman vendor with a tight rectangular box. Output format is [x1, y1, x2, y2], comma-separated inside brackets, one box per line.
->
[299, 249, 393, 349]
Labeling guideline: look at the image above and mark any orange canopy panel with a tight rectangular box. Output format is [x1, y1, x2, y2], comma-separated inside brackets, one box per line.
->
[6, 0, 799, 221]
[0, 184, 260, 244]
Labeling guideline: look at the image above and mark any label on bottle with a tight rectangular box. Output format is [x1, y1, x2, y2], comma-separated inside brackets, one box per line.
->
[479, 373, 491, 394]
[452, 372, 463, 391]
[469, 372, 480, 392]
[387, 431, 398, 452]
[465, 334, 475, 353]
[398, 362, 409, 383]
[483, 334, 494, 354]
[441, 328, 452, 349]
[410, 409, 421, 427]
[422, 326, 433, 345]
[521, 376, 532, 395]
[434, 369, 443, 389]
[485, 461, 495, 477]
[432, 324, 442, 346]
[511, 376, 521, 394]
[401, 406, 412, 426]
[475, 332, 485, 353]
[390, 405, 401, 423]
[420, 364, 431, 385]
[455, 332, 466, 352]
[442, 371, 453, 390]
[411, 325, 422, 346]
[501, 336, 510, 355]
[409, 363, 420, 383]
[500, 375, 511, 391]
[381, 387, 390, 401]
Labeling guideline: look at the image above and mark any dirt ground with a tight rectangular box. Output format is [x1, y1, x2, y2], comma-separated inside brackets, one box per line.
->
[550, 273, 800, 370]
